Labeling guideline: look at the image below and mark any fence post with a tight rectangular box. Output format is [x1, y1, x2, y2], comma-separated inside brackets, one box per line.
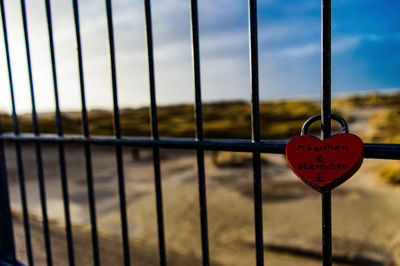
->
[0, 139, 18, 265]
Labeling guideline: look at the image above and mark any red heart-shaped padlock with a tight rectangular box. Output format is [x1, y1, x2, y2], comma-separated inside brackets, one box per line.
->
[286, 133, 363, 192]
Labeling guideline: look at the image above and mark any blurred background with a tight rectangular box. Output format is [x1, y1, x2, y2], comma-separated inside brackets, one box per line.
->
[1, 0, 400, 265]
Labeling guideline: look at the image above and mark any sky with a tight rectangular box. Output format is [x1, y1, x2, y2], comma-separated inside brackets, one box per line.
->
[0, 0, 399, 114]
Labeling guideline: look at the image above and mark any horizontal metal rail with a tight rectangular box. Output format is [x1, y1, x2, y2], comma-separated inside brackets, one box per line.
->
[0, 134, 399, 159]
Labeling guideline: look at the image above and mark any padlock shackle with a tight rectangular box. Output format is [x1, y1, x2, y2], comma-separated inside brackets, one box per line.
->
[301, 114, 349, 136]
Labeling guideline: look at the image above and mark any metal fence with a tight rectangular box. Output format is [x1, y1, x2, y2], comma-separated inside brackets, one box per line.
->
[0, 0, 399, 266]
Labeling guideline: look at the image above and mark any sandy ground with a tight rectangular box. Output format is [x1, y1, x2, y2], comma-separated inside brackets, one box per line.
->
[4, 106, 399, 265]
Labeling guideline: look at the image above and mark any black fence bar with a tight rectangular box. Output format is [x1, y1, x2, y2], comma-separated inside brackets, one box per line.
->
[321, 0, 332, 265]
[44, 1, 76, 265]
[189, 1, 210, 265]
[104, 1, 131, 265]
[65, 0, 101, 263]
[1, 135, 400, 160]
[144, 1, 167, 265]
[57, 150, 75, 266]
[0, 116, 18, 265]
[20, 1, 53, 265]
[0, 1, 34, 264]
[248, 0, 264, 265]
[11, 143, 31, 265]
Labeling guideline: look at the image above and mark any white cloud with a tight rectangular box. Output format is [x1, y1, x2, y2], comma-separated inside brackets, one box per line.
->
[271, 36, 363, 59]
[333, 36, 362, 53]
[280, 42, 320, 58]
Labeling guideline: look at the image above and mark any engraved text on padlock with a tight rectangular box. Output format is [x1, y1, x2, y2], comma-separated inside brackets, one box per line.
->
[286, 114, 364, 193]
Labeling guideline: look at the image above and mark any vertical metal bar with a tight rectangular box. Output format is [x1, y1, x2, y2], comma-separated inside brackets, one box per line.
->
[20, 1, 53, 265]
[104, 1, 131, 265]
[43, 1, 75, 265]
[64, 0, 101, 264]
[0, 1, 34, 265]
[144, 1, 166, 265]
[248, 0, 264, 265]
[0, 118, 18, 265]
[321, 0, 332, 265]
[57, 144, 75, 266]
[189, 1, 210, 265]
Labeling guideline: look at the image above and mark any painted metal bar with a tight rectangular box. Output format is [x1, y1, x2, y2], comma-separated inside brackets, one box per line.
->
[20, 1, 53, 265]
[189, 1, 210, 265]
[0, 117, 19, 264]
[321, 0, 332, 265]
[44, 0, 62, 136]
[248, 0, 264, 265]
[1, 135, 400, 159]
[5, 59, 33, 265]
[57, 143, 74, 266]
[144, 1, 166, 265]
[104, 1, 131, 265]
[68, 1, 100, 264]
[0, 1, 33, 264]
[44, 1, 75, 265]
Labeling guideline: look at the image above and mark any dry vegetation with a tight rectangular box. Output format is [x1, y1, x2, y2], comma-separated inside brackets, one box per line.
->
[369, 109, 400, 143]
[210, 151, 270, 167]
[369, 108, 400, 184]
[1, 100, 323, 139]
[333, 91, 400, 108]
[334, 92, 400, 185]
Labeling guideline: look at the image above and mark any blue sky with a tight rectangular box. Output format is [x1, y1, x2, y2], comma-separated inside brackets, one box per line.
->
[0, 0, 399, 113]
